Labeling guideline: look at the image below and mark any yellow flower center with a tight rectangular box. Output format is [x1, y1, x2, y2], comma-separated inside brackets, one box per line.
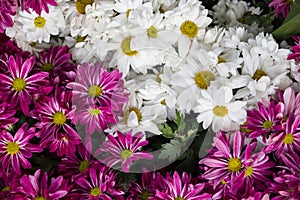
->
[147, 26, 158, 38]
[253, 69, 267, 81]
[174, 197, 185, 200]
[228, 158, 242, 172]
[12, 78, 26, 92]
[88, 85, 102, 97]
[34, 16, 46, 28]
[194, 70, 215, 89]
[76, 0, 94, 14]
[53, 112, 67, 125]
[180, 20, 198, 38]
[6, 142, 20, 155]
[221, 179, 226, 185]
[124, 107, 142, 123]
[213, 105, 228, 117]
[160, 99, 166, 105]
[141, 189, 149, 200]
[218, 56, 226, 63]
[126, 9, 131, 17]
[76, 35, 87, 43]
[62, 136, 67, 141]
[121, 37, 138, 56]
[41, 63, 54, 72]
[287, 0, 294, 5]
[283, 134, 294, 144]
[263, 120, 273, 130]
[34, 197, 46, 200]
[90, 187, 101, 197]
[78, 160, 89, 172]
[121, 149, 133, 160]
[90, 108, 100, 115]
[245, 166, 253, 177]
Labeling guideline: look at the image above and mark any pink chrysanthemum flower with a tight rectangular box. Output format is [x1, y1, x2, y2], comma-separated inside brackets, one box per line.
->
[0, 102, 18, 130]
[244, 101, 283, 140]
[277, 87, 300, 117]
[0, 0, 18, 33]
[264, 113, 300, 159]
[0, 56, 49, 115]
[17, 169, 70, 200]
[73, 104, 117, 134]
[0, 123, 42, 174]
[34, 90, 78, 143]
[67, 63, 128, 111]
[287, 36, 300, 62]
[58, 143, 99, 181]
[0, 173, 20, 200]
[199, 131, 247, 191]
[96, 131, 153, 172]
[156, 171, 212, 200]
[35, 46, 76, 84]
[269, 0, 294, 18]
[21, 0, 57, 15]
[71, 167, 125, 200]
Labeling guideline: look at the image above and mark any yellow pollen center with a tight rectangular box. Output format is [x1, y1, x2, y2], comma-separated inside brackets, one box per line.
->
[76, 0, 94, 14]
[12, 78, 26, 92]
[180, 20, 198, 38]
[126, 9, 132, 17]
[221, 179, 226, 185]
[78, 160, 89, 172]
[34, 16, 46, 28]
[283, 134, 294, 144]
[88, 85, 102, 97]
[121, 37, 138, 56]
[213, 105, 228, 117]
[90, 108, 100, 115]
[194, 70, 215, 89]
[156, 72, 162, 83]
[253, 69, 267, 81]
[90, 187, 101, 197]
[263, 120, 273, 130]
[41, 63, 54, 72]
[141, 189, 149, 200]
[174, 197, 185, 200]
[34, 197, 46, 200]
[121, 149, 133, 160]
[287, 0, 294, 5]
[53, 112, 67, 125]
[161, 99, 166, 105]
[228, 158, 242, 172]
[76, 35, 87, 43]
[2, 186, 10, 192]
[245, 166, 253, 177]
[218, 56, 226, 63]
[124, 107, 142, 123]
[6, 142, 20, 155]
[147, 26, 158, 38]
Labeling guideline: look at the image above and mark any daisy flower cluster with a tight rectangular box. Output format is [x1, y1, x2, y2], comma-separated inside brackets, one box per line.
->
[0, 0, 300, 199]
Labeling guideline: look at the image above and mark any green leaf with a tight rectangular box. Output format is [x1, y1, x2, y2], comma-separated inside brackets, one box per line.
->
[159, 123, 175, 138]
[272, 0, 300, 39]
[174, 110, 181, 127]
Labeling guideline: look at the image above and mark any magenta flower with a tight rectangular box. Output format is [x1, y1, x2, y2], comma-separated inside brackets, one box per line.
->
[73, 104, 117, 134]
[96, 131, 153, 172]
[264, 113, 300, 158]
[67, 63, 128, 111]
[0, 173, 20, 200]
[0, 56, 49, 115]
[277, 87, 300, 117]
[34, 90, 78, 143]
[72, 167, 125, 200]
[269, 0, 294, 18]
[244, 101, 283, 140]
[17, 169, 70, 200]
[199, 131, 247, 191]
[287, 36, 300, 62]
[156, 171, 212, 200]
[0, 123, 42, 174]
[35, 46, 76, 84]
[0, 102, 18, 130]
[21, 0, 57, 15]
[0, 0, 18, 33]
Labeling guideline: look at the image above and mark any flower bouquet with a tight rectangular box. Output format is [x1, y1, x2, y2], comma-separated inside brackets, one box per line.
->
[1, 0, 300, 199]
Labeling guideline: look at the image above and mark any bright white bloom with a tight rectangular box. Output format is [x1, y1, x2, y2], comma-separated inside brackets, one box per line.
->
[16, 7, 65, 43]
[193, 86, 247, 132]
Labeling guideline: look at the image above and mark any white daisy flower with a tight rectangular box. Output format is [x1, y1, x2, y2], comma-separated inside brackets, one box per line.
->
[193, 86, 247, 132]
[16, 7, 65, 43]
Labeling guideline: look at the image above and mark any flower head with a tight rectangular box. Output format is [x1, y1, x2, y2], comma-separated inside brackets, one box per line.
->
[269, 0, 294, 18]
[22, 0, 57, 15]
[96, 131, 153, 172]
[0, 123, 42, 174]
